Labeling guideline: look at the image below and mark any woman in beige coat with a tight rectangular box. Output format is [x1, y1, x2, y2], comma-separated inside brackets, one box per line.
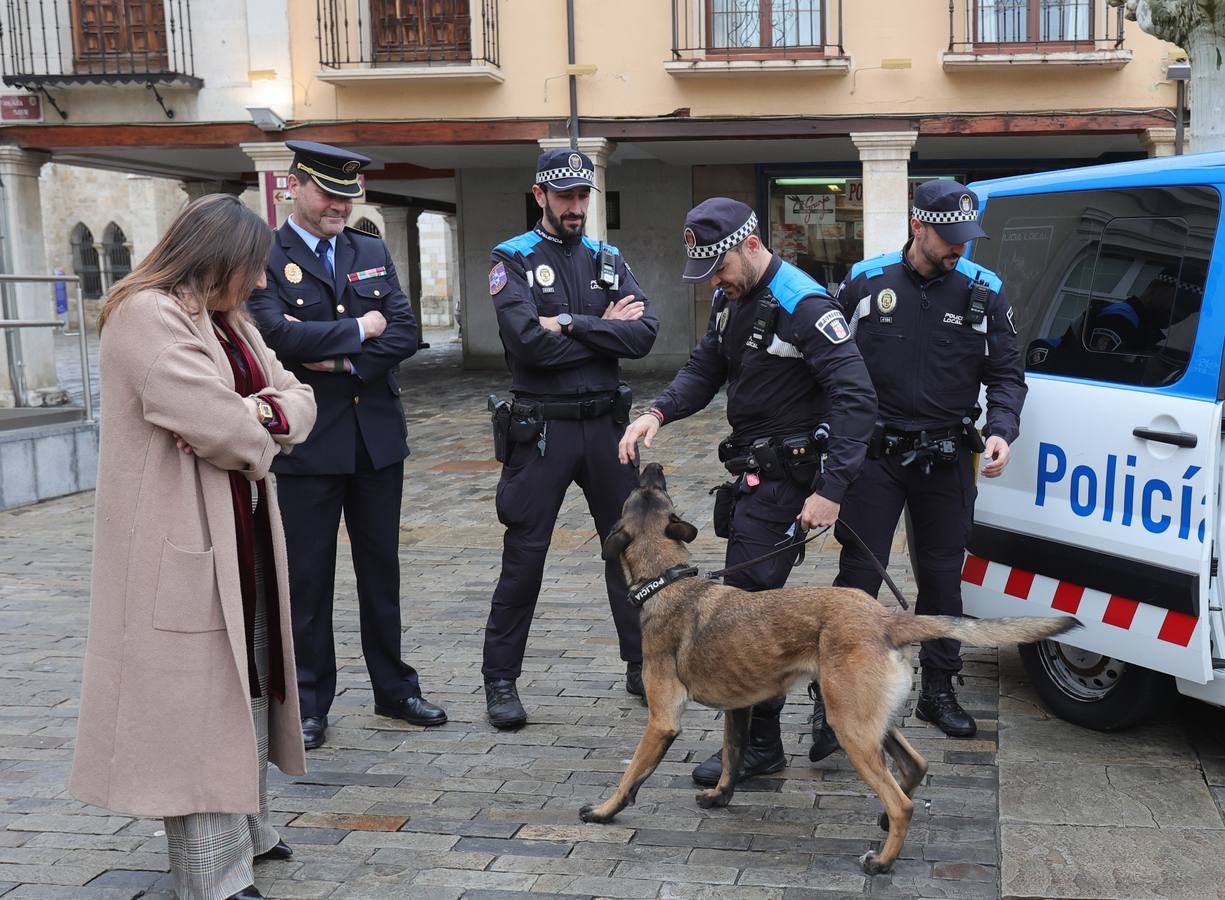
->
[70, 194, 317, 900]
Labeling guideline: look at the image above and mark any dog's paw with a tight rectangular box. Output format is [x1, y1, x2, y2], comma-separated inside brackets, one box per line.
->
[858, 850, 893, 876]
[695, 788, 731, 809]
[878, 812, 890, 831]
[578, 803, 613, 824]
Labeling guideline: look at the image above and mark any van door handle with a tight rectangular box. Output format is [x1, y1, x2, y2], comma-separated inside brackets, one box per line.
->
[1132, 427, 1197, 448]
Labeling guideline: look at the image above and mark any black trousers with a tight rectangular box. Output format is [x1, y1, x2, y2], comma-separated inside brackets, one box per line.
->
[724, 476, 811, 720]
[276, 442, 419, 719]
[834, 451, 977, 672]
[482, 415, 642, 681]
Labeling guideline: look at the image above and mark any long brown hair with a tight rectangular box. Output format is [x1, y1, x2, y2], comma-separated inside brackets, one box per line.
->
[99, 193, 272, 329]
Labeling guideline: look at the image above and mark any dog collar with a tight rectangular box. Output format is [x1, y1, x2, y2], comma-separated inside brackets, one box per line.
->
[628, 564, 699, 607]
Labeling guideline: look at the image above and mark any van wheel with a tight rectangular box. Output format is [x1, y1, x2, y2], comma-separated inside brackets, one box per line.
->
[1018, 640, 1170, 731]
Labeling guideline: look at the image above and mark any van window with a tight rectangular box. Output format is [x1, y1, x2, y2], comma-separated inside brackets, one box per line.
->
[973, 187, 1218, 388]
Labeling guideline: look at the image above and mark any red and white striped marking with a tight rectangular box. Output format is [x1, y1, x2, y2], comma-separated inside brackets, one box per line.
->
[961, 554, 1199, 648]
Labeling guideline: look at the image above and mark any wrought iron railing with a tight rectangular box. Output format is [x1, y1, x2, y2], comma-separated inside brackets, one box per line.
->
[318, 0, 499, 69]
[948, 0, 1125, 52]
[0, 0, 199, 91]
[671, 0, 845, 59]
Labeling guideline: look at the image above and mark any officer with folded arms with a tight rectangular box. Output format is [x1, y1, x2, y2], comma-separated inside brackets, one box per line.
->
[808, 180, 1026, 759]
[619, 197, 876, 787]
[482, 148, 659, 729]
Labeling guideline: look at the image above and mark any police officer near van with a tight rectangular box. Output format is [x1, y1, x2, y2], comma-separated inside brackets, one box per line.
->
[619, 197, 877, 787]
[808, 180, 1027, 759]
[483, 148, 659, 729]
[247, 141, 447, 752]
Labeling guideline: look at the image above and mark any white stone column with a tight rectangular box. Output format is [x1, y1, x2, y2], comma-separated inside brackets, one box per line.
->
[0, 147, 63, 407]
[536, 137, 617, 242]
[240, 141, 295, 227]
[445, 214, 459, 328]
[850, 132, 919, 259]
[1141, 127, 1178, 158]
[380, 205, 426, 347]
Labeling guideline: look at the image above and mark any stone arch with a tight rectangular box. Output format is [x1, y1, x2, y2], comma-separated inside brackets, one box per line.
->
[70, 223, 102, 300]
[353, 216, 382, 237]
[102, 222, 132, 287]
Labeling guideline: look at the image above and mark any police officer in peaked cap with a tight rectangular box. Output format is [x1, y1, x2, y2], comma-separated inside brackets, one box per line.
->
[247, 139, 448, 752]
[809, 180, 1026, 758]
[619, 197, 877, 788]
[481, 147, 659, 729]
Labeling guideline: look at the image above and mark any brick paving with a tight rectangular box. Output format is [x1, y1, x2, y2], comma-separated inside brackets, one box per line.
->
[1, 328, 1214, 898]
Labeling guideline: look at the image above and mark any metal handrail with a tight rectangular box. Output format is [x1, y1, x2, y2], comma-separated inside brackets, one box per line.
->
[0, 273, 92, 422]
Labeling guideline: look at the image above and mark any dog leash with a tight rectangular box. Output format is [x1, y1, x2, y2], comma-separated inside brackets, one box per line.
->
[705, 519, 911, 612]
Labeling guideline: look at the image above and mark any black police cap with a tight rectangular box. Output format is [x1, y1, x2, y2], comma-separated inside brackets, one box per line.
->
[535, 148, 598, 191]
[286, 140, 372, 198]
[912, 180, 988, 245]
[681, 197, 759, 282]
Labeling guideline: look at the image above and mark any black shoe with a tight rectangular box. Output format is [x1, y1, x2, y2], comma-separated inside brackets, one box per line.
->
[374, 695, 448, 727]
[914, 667, 977, 737]
[625, 662, 645, 704]
[227, 887, 264, 899]
[692, 712, 786, 787]
[485, 678, 528, 729]
[807, 681, 841, 762]
[254, 838, 292, 862]
[301, 716, 327, 750]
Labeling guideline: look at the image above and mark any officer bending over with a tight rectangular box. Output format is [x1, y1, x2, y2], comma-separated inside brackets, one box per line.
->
[483, 148, 659, 729]
[619, 198, 876, 787]
[810, 180, 1026, 759]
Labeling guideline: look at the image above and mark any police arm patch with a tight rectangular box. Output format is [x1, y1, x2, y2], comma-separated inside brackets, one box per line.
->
[815, 309, 851, 344]
[489, 261, 508, 295]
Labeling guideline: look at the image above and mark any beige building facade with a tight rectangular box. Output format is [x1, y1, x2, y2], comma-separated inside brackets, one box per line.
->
[0, 0, 1189, 398]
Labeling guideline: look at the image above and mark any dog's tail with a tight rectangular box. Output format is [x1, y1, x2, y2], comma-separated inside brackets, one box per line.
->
[884, 614, 1080, 649]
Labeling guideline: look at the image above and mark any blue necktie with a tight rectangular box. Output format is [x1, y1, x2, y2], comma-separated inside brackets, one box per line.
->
[315, 238, 334, 281]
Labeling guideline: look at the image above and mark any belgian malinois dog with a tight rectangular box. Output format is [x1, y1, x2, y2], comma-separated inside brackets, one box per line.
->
[579, 463, 1079, 874]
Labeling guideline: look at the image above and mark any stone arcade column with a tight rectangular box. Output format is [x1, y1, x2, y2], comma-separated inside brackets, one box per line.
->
[381, 205, 427, 348]
[850, 131, 920, 259]
[0, 147, 62, 407]
[536, 137, 616, 242]
[1142, 127, 1178, 158]
[240, 141, 295, 228]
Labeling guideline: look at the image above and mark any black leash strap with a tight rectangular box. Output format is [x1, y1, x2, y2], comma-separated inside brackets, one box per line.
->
[705, 519, 911, 611]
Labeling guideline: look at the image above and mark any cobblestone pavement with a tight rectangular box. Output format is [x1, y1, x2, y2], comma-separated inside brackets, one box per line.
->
[2, 330, 1221, 899]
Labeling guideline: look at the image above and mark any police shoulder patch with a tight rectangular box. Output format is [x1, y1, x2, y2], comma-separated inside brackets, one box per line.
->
[815, 309, 851, 344]
[489, 261, 508, 295]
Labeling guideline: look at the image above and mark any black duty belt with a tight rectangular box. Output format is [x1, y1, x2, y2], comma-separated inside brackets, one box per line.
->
[515, 394, 615, 420]
[880, 425, 960, 456]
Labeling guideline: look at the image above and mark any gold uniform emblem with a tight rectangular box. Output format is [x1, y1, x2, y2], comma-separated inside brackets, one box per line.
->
[284, 262, 303, 284]
[535, 264, 556, 288]
[877, 288, 897, 315]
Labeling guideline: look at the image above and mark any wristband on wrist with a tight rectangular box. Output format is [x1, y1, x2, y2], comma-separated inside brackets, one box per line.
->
[647, 407, 665, 425]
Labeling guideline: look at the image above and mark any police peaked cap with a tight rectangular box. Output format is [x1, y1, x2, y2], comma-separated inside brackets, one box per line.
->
[912, 180, 988, 245]
[681, 197, 759, 282]
[535, 147, 598, 191]
[286, 140, 372, 198]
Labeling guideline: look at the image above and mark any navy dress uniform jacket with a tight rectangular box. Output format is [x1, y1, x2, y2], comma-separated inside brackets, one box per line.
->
[247, 223, 417, 473]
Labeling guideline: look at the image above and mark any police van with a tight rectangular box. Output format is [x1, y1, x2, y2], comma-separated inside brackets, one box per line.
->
[959, 151, 1225, 729]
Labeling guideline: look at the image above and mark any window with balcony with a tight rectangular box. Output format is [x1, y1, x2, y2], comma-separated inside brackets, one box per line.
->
[944, 0, 1128, 69]
[72, 0, 167, 73]
[372, 0, 471, 64]
[709, 0, 823, 54]
[668, 0, 846, 75]
[976, 0, 1089, 45]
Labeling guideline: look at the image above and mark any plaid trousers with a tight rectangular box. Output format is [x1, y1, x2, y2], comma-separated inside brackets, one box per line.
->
[164, 542, 281, 900]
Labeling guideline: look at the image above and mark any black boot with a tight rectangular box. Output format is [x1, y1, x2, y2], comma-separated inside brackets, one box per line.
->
[692, 709, 786, 787]
[807, 681, 841, 762]
[625, 662, 646, 705]
[914, 667, 976, 737]
[485, 678, 528, 729]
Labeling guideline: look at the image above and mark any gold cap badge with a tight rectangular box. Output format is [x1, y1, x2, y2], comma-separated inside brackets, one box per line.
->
[284, 262, 303, 284]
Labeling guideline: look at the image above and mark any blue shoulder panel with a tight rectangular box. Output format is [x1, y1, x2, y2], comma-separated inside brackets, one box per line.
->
[768, 260, 830, 314]
[955, 257, 1003, 293]
[1099, 301, 1141, 328]
[582, 236, 621, 256]
[496, 231, 543, 257]
[849, 250, 902, 281]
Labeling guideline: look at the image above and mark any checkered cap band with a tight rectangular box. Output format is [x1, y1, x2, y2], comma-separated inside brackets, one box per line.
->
[912, 206, 979, 225]
[536, 167, 595, 185]
[1153, 272, 1204, 296]
[687, 211, 758, 259]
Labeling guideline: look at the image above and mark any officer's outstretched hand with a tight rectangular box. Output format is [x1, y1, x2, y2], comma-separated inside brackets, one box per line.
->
[980, 436, 1011, 478]
[603, 295, 644, 322]
[799, 494, 839, 530]
[618, 413, 660, 465]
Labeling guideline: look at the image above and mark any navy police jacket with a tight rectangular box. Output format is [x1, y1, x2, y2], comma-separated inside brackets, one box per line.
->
[652, 255, 876, 504]
[835, 245, 1026, 443]
[247, 222, 417, 475]
[489, 223, 658, 396]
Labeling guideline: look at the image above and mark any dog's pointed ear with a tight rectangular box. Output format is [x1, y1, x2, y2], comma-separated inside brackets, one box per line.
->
[602, 521, 632, 560]
[665, 514, 699, 544]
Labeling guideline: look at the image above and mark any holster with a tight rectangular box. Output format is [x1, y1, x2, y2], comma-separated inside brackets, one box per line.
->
[612, 382, 633, 425]
[490, 398, 512, 463]
[508, 401, 545, 444]
[710, 482, 736, 539]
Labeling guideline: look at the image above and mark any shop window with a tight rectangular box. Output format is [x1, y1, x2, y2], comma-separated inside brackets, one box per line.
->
[971, 186, 1219, 388]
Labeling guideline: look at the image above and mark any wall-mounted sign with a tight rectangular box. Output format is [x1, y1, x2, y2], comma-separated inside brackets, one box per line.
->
[0, 94, 42, 122]
[783, 193, 836, 225]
